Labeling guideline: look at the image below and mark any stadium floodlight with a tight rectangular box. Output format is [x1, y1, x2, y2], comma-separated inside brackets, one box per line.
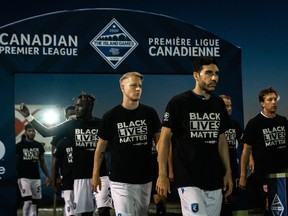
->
[41, 108, 60, 126]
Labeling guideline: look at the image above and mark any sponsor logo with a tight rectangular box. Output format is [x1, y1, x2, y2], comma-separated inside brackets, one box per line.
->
[191, 203, 199, 213]
[90, 18, 138, 69]
[271, 194, 284, 216]
[0, 141, 5, 160]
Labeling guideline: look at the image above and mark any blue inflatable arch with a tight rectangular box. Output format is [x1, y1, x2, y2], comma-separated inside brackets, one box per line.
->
[0, 8, 242, 215]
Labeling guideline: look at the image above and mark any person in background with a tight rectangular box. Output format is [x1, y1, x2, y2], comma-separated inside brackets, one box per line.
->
[53, 137, 77, 216]
[219, 95, 243, 216]
[240, 87, 288, 214]
[19, 93, 112, 216]
[50, 105, 76, 155]
[51, 105, 76, 215]
[92, 72, 161, 216]
[16, 124, 51, 216]
[156, 57, 233, 216]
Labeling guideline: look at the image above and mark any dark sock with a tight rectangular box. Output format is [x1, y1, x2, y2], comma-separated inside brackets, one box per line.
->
[81, 212, 93, 216]
[156, 203, 166, 216]
[98, 207, 111, 216]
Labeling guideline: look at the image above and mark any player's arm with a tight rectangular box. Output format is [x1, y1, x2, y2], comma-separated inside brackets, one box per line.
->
[19, 103, 58, 137]
[156, 126, 172, 197]
[168, 142, 174, 182]
[52, 156, 62, 194]
[218, 133, 233, 197]
[51, 156, 59, 185]
[155, 131, 173, 182]
[154, 132, 160, 148]
[248, 151, 255, 173]
[92, 137, 108, 192]
[39, 154, 51, 186]
[51, 154, 62, 194]
[239, 143, 252, 189]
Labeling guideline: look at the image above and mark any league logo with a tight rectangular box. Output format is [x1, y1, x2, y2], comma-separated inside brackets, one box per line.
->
[90, 18, 138, 69]
[271, 194, 284, 216]
[191, 203, 199, 213]
[163, 112, 169, 122]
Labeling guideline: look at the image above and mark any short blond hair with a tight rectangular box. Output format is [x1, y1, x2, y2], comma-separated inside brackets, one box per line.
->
[119, 72, 144, 84]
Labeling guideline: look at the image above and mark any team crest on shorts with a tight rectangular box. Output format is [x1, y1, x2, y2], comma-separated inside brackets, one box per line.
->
[191, 203, 199, 213]
[117, 214, 122, 216]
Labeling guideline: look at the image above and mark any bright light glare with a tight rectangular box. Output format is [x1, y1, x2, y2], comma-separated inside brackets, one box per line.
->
[42, 109, 60, 126]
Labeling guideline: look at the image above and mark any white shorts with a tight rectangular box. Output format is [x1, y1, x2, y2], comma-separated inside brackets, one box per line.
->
[18, 178, 42, 199]
[110, 180, 152, 216]
[93, 176, 113, 209]
[178, 187, 222, 216]
[73, 179, 95, 214]
[62, 190, 78, 216]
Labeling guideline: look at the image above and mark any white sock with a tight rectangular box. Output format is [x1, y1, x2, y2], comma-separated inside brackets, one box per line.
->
[29, 204, 37, 216]
[23, 200, 32, 216]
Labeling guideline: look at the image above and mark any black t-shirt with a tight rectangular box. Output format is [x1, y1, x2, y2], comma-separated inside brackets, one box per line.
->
[225, 119, 243, 181]
[16, 139, 45, 179]
[162, 90, 230, 190]
[242, 113, 288, 183]
[53, 118, 107, 179]
[98, 104, 161, 184]
[51, 135, 61, 147]
[53, 137, 73, 190]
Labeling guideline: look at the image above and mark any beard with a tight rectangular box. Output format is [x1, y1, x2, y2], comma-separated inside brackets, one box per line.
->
[198, 81, 216, 93]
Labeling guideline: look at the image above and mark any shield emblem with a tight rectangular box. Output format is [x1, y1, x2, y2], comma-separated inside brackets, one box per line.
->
[191, 203, 199, 213]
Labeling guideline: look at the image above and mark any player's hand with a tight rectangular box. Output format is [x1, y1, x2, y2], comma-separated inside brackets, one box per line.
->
[46, 176, 52, 187]
[91, 175, 101, 193]
[156, 174, 170, 198]
[248, 160, 255, 174]
[239, 175, 247, 190]
[223, 171, 233, 198]
[54, 177, 62, 195]
[19, 103, 30, 117]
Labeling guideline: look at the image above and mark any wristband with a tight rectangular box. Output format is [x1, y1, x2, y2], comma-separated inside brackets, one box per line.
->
[26, 114, 35, 122]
